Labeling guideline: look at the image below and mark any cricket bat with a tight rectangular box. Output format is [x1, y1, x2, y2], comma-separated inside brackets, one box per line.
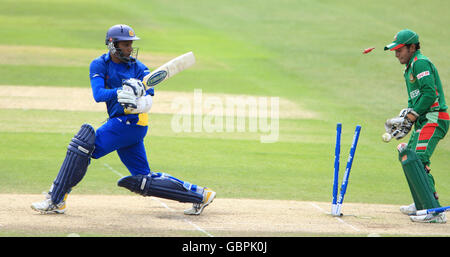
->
[142, 51, 196, 88]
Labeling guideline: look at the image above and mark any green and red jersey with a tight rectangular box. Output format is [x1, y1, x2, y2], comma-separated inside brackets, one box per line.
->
[404, 50, 448, 118]
[403, 50, 449, 164]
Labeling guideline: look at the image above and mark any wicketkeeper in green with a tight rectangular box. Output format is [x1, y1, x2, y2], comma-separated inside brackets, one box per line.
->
[384, 29, 448, 223]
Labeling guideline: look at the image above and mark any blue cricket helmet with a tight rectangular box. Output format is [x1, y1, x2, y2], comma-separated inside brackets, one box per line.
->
[105, 24, 140, 45]
[105, 24, 140, 63]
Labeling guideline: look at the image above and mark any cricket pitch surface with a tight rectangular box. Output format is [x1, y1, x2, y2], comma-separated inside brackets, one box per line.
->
[0, 194, 448, 237]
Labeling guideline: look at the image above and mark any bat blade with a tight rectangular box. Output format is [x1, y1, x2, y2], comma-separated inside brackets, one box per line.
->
[143, 51, 196, 88]
[146, 70, 168, 87]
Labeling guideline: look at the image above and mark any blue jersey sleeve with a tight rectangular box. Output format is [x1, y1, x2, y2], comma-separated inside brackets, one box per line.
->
[89, 58, 120, 102]
[135, 60, 150, 81]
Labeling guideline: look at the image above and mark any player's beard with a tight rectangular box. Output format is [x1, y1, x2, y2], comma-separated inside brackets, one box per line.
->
[115, 47, 139, 63]
[108, 41, 139, 63]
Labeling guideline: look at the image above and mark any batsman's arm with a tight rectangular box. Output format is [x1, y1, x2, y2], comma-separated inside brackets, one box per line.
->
[90, 60, 120, 102]
[91, 78, 121, 102]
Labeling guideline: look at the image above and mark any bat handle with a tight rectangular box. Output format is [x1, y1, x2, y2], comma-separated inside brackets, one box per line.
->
[121, 102, 137, 109]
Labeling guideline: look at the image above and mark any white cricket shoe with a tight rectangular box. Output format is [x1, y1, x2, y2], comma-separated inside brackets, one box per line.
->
[410, 212, 447, 223]
[184, 188, 216, 215]
[400, 203, 416, 215]
[31, 194, 67, 214]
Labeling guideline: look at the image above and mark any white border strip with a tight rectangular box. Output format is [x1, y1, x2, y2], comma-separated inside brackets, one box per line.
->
[103, 163, 214, 237]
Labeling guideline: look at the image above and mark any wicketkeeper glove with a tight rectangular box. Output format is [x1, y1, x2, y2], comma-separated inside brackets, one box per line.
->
[398, 108, 419, 119]
[385, 108, 419, 140]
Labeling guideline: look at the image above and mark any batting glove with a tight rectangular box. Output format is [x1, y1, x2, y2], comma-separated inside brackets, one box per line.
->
[117, 88, 137, 109]
[122, 78, 146, 98]
[124, 95, 153, 114]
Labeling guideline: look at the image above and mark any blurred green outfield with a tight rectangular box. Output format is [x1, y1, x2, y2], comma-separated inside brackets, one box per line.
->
[0, 0, 449, 205]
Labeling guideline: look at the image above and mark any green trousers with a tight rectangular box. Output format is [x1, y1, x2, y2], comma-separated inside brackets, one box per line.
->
[403, 111, 449, 209]
[407, 111, 449, 167]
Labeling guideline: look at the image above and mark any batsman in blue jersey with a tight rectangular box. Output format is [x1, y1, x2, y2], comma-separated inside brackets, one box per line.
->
[31, 24, 216, 216]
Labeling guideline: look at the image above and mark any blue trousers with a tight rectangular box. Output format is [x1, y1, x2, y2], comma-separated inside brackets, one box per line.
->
[91, 116, 204, 198]
[50, 116, 204, 205]
[92, 116, 150, 176]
